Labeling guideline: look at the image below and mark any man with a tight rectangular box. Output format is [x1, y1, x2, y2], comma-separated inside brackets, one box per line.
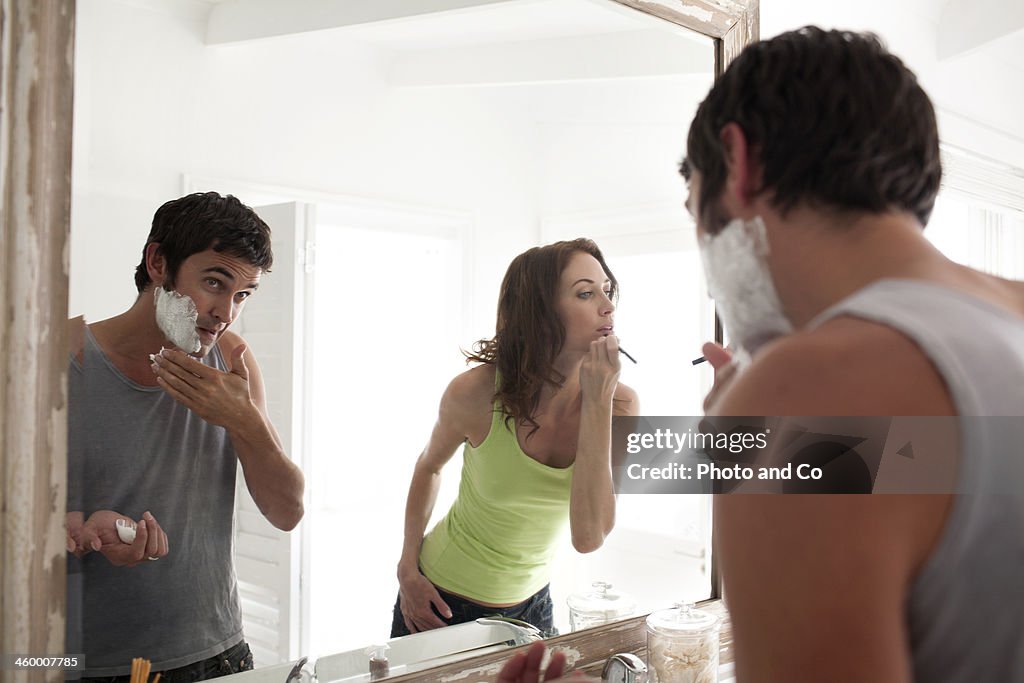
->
[496, 26, 1023, 683]
[681, 27, 1024, 682]
[68, 192, 305, 681]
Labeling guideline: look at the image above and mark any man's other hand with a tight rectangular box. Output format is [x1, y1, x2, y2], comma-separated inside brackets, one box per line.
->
[83, 510, 170, 567]
[497, 642, 594, 683]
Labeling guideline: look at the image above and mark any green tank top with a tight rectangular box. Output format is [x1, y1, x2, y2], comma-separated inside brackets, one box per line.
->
[419, 397, 574, 604]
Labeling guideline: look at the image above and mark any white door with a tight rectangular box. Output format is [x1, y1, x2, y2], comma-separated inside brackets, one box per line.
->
[305, 223, 466, 657]
[231, 201, 314, 666]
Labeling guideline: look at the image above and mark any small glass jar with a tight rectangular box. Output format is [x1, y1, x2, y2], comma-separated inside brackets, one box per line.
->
[566, 581, 637, 631]
[645, 603, 720, 683]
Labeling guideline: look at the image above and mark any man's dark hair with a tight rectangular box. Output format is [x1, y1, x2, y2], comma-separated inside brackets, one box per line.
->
[134, 192, 273, 292]
[682, 26, 942, 231]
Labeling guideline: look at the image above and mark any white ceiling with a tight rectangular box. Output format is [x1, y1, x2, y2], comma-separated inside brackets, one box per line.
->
[205, 0, 713, 50]
[340, 0, 681, 51]
[198, 0, 1023, 160]
[760, 0, 1024, 162]
[984, 31, 1024, 71]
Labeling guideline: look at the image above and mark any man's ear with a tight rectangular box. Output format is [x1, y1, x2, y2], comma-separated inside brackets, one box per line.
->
[145, 243, 168, 288]
[719, 123, 761, 208]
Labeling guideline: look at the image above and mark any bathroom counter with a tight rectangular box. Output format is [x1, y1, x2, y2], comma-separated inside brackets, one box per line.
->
[382, 598, 732, 682]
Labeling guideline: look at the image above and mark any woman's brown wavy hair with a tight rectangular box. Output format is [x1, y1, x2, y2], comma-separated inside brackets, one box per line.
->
[465, 238, 618, 436]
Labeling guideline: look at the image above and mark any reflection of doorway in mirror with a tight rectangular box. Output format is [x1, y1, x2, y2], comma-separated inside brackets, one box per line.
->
[548, 246, 716, 633]
[307, 224, 465, 658]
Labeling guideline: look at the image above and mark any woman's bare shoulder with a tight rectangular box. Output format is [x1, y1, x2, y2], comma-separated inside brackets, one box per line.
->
[613, 381, 639, 416]
[438, 364, 497, 444]
[444, 364, 497, 408]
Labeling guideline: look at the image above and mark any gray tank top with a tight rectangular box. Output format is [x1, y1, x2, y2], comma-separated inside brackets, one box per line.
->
[809, 279, 1024, 682]
[69, 327, 243, 676]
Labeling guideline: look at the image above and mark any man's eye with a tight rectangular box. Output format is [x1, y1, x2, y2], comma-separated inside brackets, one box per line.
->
[206, 278, 221, 288]
[235, 291, 252, 301]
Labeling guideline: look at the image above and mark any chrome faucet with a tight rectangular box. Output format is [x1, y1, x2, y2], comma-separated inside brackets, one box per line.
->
[284, 656, 308, 683]
[602, 653, 648, 683]
[474, 617, 543, 646]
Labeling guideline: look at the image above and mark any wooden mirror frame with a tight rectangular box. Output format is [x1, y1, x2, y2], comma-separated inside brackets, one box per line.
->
[0, 0, 757, 679]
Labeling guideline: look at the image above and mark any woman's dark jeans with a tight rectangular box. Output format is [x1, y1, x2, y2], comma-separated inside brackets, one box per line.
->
[391, 584, 557, 638]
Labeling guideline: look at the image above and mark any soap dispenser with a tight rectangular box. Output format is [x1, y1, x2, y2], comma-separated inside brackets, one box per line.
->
[366, 644, 390, 681]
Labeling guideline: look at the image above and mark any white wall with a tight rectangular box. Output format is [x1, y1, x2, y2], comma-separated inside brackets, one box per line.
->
[71, 0, 210, 320]
[71, 1, 539, 327]
[73, 0, 1024, 326]
[71, 0, 710, 329]
[761, 0, 1024, 169]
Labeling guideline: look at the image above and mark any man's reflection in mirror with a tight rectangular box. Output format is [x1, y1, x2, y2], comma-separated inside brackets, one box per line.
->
[67, 193, 304, 681]
[392, 239, 640, 637]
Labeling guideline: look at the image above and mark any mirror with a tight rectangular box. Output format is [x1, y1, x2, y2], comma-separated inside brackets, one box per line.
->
[68, 0, 748, 678]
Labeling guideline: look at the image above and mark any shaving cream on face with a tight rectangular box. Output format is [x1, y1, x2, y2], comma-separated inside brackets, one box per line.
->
[699, 215, 793, 362]
[154, 286, 202, 354]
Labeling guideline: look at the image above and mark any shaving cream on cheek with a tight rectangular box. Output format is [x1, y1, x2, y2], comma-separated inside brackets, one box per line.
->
[699, 215, 793, 363]
[154, 286, 202, 354]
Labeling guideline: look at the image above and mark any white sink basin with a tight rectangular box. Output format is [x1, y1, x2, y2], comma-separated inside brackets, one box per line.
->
[315, 619, 539, 683]
[216, 660, 310, 683]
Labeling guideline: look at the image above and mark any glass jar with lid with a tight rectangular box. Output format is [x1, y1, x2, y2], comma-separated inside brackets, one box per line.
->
[645, 602, 720, 683]
[566, 581, 637, 631]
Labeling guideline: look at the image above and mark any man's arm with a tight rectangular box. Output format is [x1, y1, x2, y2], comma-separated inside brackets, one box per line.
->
[151, 332, 304, 531]
[708, 327, 953, 682]
[230, 336, 305, 531]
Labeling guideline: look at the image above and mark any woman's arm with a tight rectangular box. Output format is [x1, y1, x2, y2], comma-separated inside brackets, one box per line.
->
[569, 335, 639, 553]
[396, 366, 493, 632]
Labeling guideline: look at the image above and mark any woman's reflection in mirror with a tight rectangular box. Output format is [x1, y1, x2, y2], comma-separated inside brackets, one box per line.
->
[392, 238, 640, 637]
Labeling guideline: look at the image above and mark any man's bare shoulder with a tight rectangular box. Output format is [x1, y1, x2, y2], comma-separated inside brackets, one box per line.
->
[714, 317, 955, 416]
[68, 316, 86, 363]
[996, 275, 1024, 315]
[216, 329, 248, 358]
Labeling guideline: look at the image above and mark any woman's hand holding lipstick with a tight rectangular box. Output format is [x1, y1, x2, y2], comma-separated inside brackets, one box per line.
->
[582, 334, 621, 402]
[600, 330, 637, 364]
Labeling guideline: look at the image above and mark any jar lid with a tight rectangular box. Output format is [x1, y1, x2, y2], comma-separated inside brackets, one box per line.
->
[646, 602, 720, 635]
[566, 581, 637, 618]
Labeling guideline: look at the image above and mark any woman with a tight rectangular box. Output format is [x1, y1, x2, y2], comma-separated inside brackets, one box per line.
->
[392, 238, 639, 637]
